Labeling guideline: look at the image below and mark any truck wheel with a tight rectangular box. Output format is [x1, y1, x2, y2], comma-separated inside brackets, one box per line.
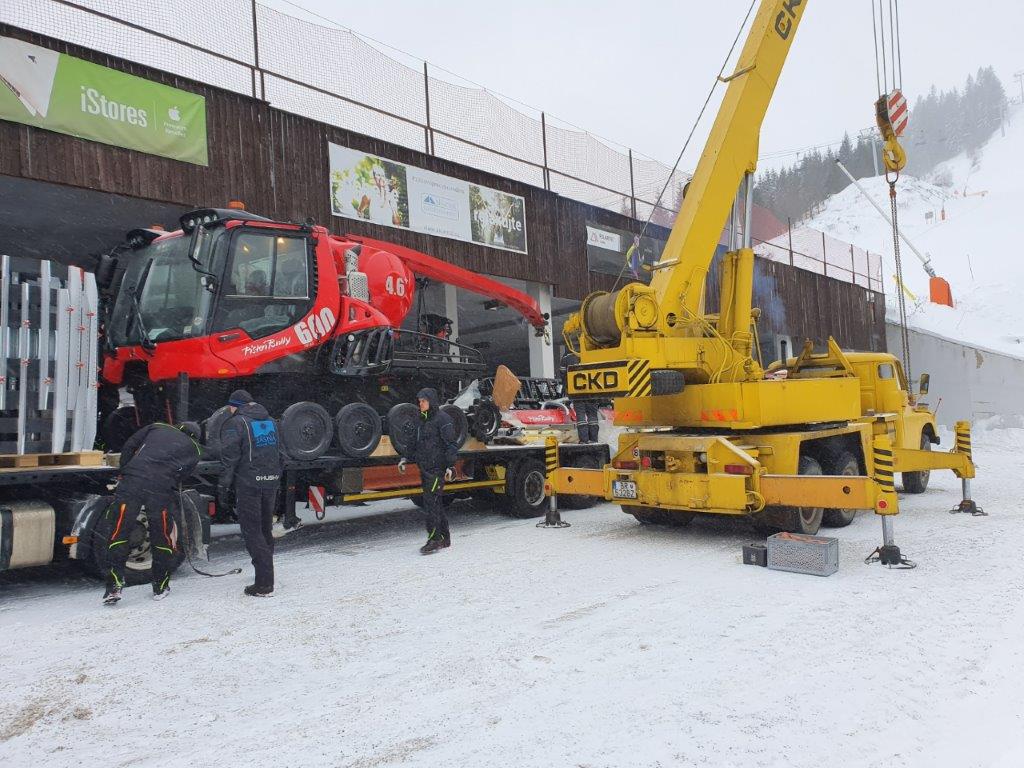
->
[902, 432, 932, 494]
[469, 398, 501, 444]
[821, 450, 863, 527]
[335, 403, 382, 458]
[281, 402, 332, 460]
[560, 452, 601, 509]
[627, 505, 695, 526]
[87, 494, 196, 586]
[387, 403, 421, 457]
[506, 459, 548, 518]
[755, 455, 823, 535]
[440, 404, 468, 449]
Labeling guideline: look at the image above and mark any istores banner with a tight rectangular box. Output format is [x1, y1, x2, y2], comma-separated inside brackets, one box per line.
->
[0, 37, 208, 166]
[329, 143, 528, 254]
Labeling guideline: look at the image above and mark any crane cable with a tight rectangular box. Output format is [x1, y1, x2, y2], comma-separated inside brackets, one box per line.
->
[873, 0, 912, 387]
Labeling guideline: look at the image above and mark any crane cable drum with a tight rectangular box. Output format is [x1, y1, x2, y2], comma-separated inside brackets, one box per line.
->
[871, 0, 913, 389]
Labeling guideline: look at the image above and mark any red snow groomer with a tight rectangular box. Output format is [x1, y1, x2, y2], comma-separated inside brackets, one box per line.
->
[97, 206, 548, 458]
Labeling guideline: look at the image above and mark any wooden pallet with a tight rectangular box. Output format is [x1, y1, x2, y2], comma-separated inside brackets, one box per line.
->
[0, 451, 105, 469]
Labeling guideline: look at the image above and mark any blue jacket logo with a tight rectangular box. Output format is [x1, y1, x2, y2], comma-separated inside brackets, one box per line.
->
[250, 419, 279, 447]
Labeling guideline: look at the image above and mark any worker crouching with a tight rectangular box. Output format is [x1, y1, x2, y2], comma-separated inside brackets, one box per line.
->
[402, 388, 460, 555]
[218, 389, 284, 597]
[102, 421, 202, 605]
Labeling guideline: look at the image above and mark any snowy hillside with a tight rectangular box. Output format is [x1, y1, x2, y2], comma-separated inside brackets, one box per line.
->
[807, 105, 1024, 359]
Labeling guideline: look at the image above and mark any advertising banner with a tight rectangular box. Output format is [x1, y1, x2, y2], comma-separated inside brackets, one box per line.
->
[585, 221, 666, 283]
[0, 36, 208, 166]
[329, 143, 528, 254]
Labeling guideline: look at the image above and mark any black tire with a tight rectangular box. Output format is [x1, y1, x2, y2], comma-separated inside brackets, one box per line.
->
[469, 398, 501, 444]
[902, 431, 932, 494]
[440, 404, 468, 449]
[387, 402, 421, 458]
[821, 450, 862, 527]
[755, 454, 824, 535]
[87, 492, 197, 586]
[280, 402, 333, 460]
[627, 505, 695, 526]
[506, 459, 548, 518]
[335, 403, 382, 458]
[560, 452, 602, 509]
[101, 406, 141, 453]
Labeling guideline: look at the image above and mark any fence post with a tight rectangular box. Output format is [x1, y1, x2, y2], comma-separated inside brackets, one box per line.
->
[821, 229, 827, 277]
[850, 244, 856, 283]
[628, 149, 637, 219]
[250, 0, 264, 100]
[787, 217, 794, 266]
[541, 112, 550, 190]
[423, 62, 434, 155]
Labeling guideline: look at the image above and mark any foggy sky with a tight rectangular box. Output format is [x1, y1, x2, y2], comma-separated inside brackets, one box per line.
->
[262, 0, 1023, 171]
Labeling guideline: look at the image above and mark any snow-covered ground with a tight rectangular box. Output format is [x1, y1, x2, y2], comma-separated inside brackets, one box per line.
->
[807, 105, 1024, 360]
[2, 428, 1023, 767]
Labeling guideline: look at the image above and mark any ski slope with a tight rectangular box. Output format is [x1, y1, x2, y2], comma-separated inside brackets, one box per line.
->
[807, 105, 1024, 359]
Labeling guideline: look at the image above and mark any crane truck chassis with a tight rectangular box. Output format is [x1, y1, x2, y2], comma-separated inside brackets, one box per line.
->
[548, 0, 981, 566]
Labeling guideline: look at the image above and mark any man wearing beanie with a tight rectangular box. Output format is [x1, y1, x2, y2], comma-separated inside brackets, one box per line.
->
[101, 421, 203, 605]
[219, 389, 283, 596]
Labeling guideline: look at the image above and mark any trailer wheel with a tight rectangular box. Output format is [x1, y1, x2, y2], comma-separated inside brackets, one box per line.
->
[560, 452, 601, 509]
[86, 493, 198, 586]
[469, 398, 501, 444]
[627, 505, 695, 526]
[281, 402, 333, 460]
[440, 404, 469, 449]
[387, 403, 421, 457]
[755, 455, 823, 535]
[505, 459, 548, 518]
[902, 432, 932, 494]
[335, 403, 383, 458]
[821, 450, 862, 527]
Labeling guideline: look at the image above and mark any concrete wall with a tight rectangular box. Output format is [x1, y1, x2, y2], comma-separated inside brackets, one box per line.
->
[887, 323, 1024, 427]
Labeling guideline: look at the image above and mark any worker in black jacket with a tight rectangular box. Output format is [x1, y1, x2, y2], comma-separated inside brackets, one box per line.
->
[102, 421, 202, 605]
[401, 387, 460, 555]
[218, 389, 283, 597]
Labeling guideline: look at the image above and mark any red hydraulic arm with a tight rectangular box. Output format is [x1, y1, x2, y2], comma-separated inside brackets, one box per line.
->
[343, 235, 549, 333]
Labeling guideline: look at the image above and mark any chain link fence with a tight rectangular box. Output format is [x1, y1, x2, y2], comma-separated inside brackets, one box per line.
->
[752, 225, 884, 293]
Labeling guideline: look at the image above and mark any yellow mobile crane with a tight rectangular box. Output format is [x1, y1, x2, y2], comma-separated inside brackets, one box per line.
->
[551, 0, 979, 566]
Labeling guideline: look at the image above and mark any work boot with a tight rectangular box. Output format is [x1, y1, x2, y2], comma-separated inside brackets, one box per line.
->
[244, 584, 274, 597]
[419, 538, 446, 555]
[102, 586, 122, 606]
[152, 585, 171, 601]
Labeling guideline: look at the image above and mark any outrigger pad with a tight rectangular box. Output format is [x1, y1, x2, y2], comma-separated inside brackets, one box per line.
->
[951, 500, 986, 516]
[864, 544, 917, 569]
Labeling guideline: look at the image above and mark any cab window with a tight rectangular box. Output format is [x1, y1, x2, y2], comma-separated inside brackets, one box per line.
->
[213, 231, 313, 338]
[878, 363, 894, 380]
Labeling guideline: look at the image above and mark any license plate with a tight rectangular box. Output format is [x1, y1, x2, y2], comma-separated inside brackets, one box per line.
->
[612, 480, 637, 499]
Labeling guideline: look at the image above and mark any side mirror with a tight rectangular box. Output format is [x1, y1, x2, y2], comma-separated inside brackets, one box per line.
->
[919, 372, 930, 396]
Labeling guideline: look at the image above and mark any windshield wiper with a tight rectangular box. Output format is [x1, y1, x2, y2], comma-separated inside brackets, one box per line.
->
[128, 288, 156, 353]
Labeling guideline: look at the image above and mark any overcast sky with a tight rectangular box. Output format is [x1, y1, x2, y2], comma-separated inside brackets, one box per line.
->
[262, 0, 1023, 171]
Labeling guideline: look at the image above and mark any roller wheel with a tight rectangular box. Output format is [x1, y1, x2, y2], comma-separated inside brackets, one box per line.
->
[469, 398, 501, 444]
[755, 454, 824, 535]
[902, 432, 932, 494]
[280, 402, 332, 460]
[387, 403, 422, 458]
[821, 450, 862, 527]
[335, 403, 383, 458]
[505, 459, 548, 519]
[440, 404, 468, 449]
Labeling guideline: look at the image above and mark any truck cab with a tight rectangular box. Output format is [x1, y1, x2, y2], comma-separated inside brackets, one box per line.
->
[846, 352, 938, 452]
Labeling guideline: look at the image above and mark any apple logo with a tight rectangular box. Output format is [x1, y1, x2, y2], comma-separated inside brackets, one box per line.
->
[168, 106, 181, 122]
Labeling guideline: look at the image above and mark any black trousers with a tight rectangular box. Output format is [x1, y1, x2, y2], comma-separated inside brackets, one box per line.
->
[105, 483, 178, 593]
[574, 401, 601, 443]
[420, 471, 449, 542]
[236, 485, 277, 590]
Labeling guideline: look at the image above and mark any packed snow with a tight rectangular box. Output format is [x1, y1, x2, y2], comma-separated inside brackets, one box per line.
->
[807, 105, 1024, 360]
[2, 427, 1023, 767]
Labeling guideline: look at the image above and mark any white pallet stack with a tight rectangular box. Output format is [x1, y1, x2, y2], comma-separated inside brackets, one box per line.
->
[0, 255, 99, 455]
